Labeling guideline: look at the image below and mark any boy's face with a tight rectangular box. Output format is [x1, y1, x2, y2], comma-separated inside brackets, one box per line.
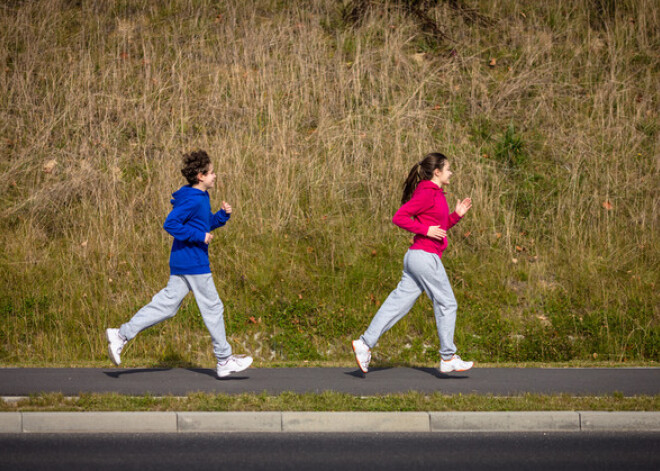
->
[197, 164, 216, 191]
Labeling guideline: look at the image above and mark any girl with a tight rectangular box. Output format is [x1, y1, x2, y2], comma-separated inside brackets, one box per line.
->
[352, 152, 473, 373]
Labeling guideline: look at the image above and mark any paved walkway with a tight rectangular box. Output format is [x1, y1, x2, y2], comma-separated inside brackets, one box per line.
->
[1, 367, 658, 396]
[2, 367, 659, 434]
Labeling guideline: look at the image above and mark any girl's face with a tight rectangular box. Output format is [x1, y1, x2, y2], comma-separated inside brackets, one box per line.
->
[433, 162, 452, 187]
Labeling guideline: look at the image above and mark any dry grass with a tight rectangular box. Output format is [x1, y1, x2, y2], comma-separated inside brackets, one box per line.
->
[0, 0, 657, 366]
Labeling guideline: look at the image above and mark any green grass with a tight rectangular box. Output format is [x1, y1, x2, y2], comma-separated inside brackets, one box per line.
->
[2, 391, 657, 412]
[0, 0, 658, 366]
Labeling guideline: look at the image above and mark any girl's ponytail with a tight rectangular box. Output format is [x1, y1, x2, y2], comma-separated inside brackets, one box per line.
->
[400, 152, 448, 204]
[401, 163, 422, 204]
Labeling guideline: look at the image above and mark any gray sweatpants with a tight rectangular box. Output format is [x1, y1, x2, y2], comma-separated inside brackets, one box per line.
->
[361, 249, 458, 360]
[119, 274, 232, 361]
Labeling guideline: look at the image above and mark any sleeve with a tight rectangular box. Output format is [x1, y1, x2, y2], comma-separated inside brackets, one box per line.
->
[447, 211, 462, 229]
[210, 209, 231, 231]
[163, 200, 206, 243]
[391, 189, 434, 236]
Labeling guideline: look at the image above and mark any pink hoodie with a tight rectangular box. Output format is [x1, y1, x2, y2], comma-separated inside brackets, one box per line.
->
[392, 180, 462, 258]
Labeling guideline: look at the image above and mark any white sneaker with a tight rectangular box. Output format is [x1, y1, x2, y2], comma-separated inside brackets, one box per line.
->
[216, 354, 253, 378]
[352, 339, 371, 373]
[440, 354, 473, 373]
[106, 328, 126, 366]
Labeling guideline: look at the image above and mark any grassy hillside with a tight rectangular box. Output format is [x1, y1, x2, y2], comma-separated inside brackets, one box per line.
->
[0, 0, 657, 367]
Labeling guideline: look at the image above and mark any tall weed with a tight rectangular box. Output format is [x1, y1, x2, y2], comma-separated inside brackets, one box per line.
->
[0, 0, 657, 365]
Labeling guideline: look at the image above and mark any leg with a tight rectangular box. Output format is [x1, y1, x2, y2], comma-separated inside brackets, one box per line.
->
[118, 275, 189, 341]
[408, 251, 458, 360]
[361, 251, 423, 349]
[186, 274, 232, 361]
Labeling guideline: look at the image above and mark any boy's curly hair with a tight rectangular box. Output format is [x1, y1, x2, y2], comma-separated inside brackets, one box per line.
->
[181, 150, 211, 185]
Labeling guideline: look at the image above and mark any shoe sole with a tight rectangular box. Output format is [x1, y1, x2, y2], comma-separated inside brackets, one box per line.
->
[352, 341, 368, 374]
[217, 357, 253, 378]
[106, 329, 121, 366]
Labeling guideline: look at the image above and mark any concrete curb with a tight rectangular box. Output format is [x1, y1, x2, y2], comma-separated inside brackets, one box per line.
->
[283, 411, 430, 433]
[1, 411, 659, 433]
[430, 411, 582, 432]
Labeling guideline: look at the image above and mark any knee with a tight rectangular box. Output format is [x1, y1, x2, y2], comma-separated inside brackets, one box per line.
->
[447, 298, 458, 312]
[201, 298, 224, 316]
[161, 301, 181, 319]
[435, 299, 457, 316]
[146, 292, 183, 317]
[212, 298, 224, 312]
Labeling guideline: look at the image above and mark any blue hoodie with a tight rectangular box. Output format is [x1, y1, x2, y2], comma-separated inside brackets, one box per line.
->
[163, 185, 230, 275]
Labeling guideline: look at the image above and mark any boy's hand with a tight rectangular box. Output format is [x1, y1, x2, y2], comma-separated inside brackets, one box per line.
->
[204, 233, 213, 244]
[427, 226, 447, 240]
[221, 201, 232, 214]
[455, 198, 472, 217]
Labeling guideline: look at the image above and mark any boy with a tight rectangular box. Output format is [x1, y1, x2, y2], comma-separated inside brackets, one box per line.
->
[106, 150, 253, 378]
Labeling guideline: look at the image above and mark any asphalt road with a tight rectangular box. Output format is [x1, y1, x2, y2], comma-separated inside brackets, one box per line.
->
[0, 367, 658, 396]
[1, 432, 659, 470]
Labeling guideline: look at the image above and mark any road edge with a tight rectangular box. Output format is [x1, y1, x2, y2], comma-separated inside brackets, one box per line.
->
[1, 411, 659, 433]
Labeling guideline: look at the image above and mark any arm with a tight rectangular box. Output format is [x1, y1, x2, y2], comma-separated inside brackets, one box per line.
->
[448, 198, 471, 228]
[447, 212, 462, 229]
[392, 189, 434, 236]
[163, 200, 206, 244]
[210, 209, 230, 230]
[210, 200, 232, 231]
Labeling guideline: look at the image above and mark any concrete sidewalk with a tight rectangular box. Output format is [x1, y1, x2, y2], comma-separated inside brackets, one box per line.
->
[1, 411, 659, 434]
[2, 367, 658, 434]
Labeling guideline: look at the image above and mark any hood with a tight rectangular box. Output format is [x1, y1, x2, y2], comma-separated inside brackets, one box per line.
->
[170, 185, 207, 207]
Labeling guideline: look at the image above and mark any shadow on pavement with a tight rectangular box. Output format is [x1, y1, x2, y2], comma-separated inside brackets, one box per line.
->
[188, 368, 250, 381]
[344, 367, 393, 379]
[103, 368, 171, 378]
[103, 368, 250, 381]
[412, 367, 470, 380]
[344, 369, 366, 378]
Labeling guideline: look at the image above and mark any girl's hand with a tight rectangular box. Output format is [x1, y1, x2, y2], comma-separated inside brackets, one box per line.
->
[427, 226, 447, 240]
[455, 198, 472, 217]
[204, 233, 213, 245]
[221, 201, 232, 214]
